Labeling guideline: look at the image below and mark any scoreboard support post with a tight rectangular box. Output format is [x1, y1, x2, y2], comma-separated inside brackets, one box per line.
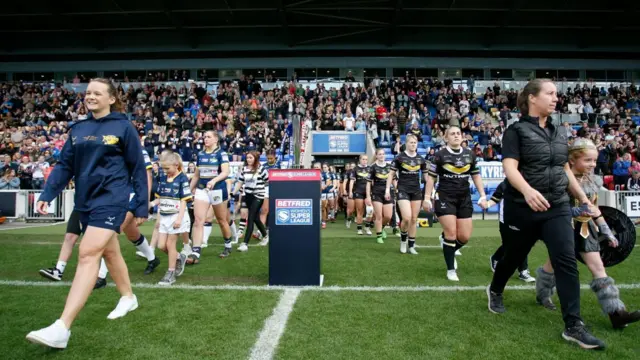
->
[268, 169, 323, 286]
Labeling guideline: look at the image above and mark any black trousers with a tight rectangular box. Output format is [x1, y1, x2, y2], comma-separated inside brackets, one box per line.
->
[493, 222, 529, 272]
[243, 193, 267, 244]
[490, 200, 582, 328]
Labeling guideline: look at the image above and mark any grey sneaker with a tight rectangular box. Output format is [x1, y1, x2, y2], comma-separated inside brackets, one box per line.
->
[158, 270, 176, 286]
[219, 247, 232, 258]
[562, 322, 606, 350]
[175, 253, 186, 277]
[487, 285, 505, 314]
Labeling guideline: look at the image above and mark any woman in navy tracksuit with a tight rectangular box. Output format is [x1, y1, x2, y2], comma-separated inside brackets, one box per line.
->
[26, 78, 149, 349]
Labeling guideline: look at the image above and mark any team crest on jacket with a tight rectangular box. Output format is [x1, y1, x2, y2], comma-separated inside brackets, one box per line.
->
[102, 135, 119, 145]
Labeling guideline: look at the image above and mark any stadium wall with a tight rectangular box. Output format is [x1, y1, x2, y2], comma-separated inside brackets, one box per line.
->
[2, 57, 640, 73]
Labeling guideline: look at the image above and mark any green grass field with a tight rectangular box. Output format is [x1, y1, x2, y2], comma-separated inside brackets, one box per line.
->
[1, 219, 639, 360]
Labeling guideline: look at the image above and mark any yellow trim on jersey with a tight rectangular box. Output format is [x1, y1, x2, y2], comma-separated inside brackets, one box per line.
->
[375, 173, 389, 179]
[166, 171, 183, 182]
[442, 163, 471, 174]
[181, 195, 193, 202]
[400, 163, 421, 172]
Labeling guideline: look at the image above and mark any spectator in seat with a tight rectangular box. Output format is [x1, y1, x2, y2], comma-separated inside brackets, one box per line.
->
[0, 168, 19, 190]
[406, 122, 423, 142]
[344, 110, 356, 132]
[627, 170, 640, 190]
[613, 153, 632, 186]
[483, 144, 499, 161]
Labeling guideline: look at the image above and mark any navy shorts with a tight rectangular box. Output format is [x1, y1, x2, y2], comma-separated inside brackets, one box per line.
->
[79, 206, 128, 234]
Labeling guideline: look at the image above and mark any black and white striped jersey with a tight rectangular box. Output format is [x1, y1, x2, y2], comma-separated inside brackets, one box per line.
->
[238, 165, 269, 199]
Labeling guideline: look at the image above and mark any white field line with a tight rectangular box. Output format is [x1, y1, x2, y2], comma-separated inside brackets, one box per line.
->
[248, 289, 301, 360]
[0, 222, 65, 231]
[1, 279, 640, 292]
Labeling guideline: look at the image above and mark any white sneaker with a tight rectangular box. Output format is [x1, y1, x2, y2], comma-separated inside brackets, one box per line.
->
[201, 242, 208, 248]
[408, 247, 418, 255]
[400, 241, 407, 254]
[107, 295, 138, 320]
[455, 249, 462, 256]
[519, 270, 536, 283]
[365, 228, 372, 236]
[357, 229, 363, 235]
[346, 220, 352, 229]
[231, 235, 239, 244]
[238, 243, 249, 252]
[135, 251, 146, 259]
[258, 235, 269, 246]
[26, 319, 70, 349]
[447, 270, 459, 282]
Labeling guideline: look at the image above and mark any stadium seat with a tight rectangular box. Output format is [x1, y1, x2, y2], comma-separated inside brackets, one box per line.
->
[604, 175, 613, 188]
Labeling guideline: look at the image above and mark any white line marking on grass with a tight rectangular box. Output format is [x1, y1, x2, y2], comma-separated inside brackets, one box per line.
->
[0, 222, 65, 231]
[2, 280, 640, 292]
[248, 289, 300, 360]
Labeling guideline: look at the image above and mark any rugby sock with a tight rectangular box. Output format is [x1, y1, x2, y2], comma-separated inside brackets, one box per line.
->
[56, 261, 67, 273]
[98, 258, 109, 279]
[357, 224, 363, 232]
[376, 232, 383, 241]
[238, 219, 247, 234]
[443, 239, 457, 270]
[408, 237, 416, 249]
[192, 247, 201, 258]
[224, 237, 232, 249]
[400, 231, 408, 243]
[203, 222, 213, 244]
[365, 221, 373, 229]
[133, 234, 156, 261]
[454, 239, 466, 251]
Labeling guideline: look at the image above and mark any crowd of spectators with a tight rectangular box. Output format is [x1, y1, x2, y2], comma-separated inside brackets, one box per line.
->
[1, 73, 639, 191]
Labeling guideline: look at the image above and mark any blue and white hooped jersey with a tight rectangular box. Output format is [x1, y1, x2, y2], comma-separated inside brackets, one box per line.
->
[322, 172, 333, 193]
[156, 172, 193, 216]
[196, 147, 229, 190]
[263, 160, 280, 171]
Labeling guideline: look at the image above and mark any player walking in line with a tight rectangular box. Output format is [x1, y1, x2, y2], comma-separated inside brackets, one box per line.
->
[369, 149, 393, 243]
[26, 78, 147, 349]
[424, 126, 487, 281]
[386, 134, 427, 254]
[189, 131, 231, 262]
[321, 163, 333, 229]
[343, 162, 356, 228]
[351, 155, 372, 236]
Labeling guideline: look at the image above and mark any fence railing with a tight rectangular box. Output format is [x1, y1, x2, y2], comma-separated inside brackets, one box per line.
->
[0, 190, 73, 222]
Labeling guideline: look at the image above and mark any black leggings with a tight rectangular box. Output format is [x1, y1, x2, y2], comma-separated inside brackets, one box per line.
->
[243, 194, 267, 244]
[491, 200, 582, 328]
[492, 222, 529, 272]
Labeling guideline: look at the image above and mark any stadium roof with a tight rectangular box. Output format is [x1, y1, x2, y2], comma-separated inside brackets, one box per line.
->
[2, 0, 640, 59]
